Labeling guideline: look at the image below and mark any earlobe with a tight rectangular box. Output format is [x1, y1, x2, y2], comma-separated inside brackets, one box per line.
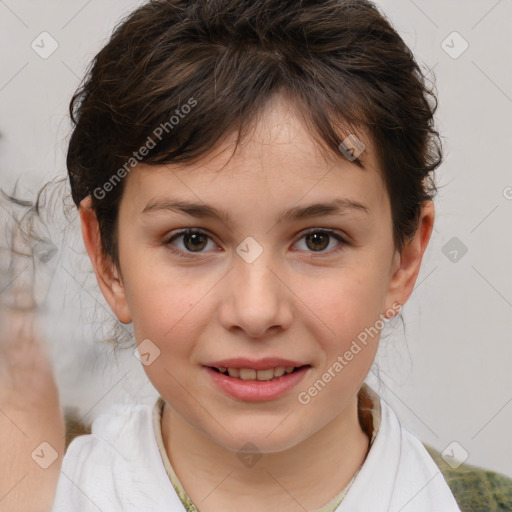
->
[79, 196, 132, 324]
[384, 201, 435, 315]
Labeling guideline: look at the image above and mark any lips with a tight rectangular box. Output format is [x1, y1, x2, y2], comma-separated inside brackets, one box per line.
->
[202, 357, 312, 400]
[203, 363, 311, 401]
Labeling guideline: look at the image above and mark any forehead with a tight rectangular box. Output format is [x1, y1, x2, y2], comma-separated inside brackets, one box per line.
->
[120, 95, 389, 222]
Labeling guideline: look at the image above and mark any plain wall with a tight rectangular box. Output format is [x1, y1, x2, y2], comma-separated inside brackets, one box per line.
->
[0, 0, 511, 478]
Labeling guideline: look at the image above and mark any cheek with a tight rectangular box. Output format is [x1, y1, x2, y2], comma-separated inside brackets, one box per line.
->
[125, 267, 214, 349]
[297, 262, 389, 386]
[127, 272, 213, 395]
[305, 264, 389, 336]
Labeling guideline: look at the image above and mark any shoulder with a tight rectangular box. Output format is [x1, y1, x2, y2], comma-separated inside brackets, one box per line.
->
[380, 399, 462, 511]
[52, 401, 177, 511]
[424, 443, 512, 512]
[65, 402, 154, 462]
[339, 393, 461, 511]
[376, 397, 512, 512]
[90, 402, 154, 450]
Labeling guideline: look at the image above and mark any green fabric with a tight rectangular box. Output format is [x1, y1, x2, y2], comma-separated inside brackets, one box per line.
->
[423, 444, 512, 512]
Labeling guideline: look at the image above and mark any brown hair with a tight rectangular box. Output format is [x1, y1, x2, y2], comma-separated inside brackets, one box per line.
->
[65, 0, 442, 274]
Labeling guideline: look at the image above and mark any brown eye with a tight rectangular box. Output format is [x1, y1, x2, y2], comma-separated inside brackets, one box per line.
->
[164, 227, 348, 260]
[165, 229, 215, 256]
[295, 229, 347, 255]
[182, 231, 208, 251]
[305, 232, 330, 251]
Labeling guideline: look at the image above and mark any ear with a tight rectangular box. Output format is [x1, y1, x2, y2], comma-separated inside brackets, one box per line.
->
[78, 196, 132, 324]
[383, 200, 435, 317]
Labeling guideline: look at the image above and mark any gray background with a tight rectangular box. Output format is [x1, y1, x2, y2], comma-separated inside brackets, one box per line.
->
[1, 0, 511, 477]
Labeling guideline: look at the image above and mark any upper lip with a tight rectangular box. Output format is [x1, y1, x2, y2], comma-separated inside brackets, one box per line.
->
[203, 358, 309, 370]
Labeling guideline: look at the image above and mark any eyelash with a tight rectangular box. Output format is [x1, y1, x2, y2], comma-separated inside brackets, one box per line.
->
[163, 228, 349, 259]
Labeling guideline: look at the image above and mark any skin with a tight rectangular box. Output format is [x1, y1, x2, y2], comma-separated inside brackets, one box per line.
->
[0, 308, 65, 512]
[80, 93, 434, 511]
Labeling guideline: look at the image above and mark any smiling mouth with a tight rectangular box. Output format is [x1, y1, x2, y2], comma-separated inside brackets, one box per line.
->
[208, 365, 310, 381]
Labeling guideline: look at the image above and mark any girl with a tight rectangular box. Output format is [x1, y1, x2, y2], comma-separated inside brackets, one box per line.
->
[51, 0, 461, 510]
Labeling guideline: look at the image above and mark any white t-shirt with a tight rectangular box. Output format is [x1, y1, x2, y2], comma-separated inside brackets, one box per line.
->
[51, 389, 461, 511]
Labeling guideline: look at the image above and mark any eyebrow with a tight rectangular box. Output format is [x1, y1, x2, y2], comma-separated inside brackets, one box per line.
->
[141, 197, 369, 223]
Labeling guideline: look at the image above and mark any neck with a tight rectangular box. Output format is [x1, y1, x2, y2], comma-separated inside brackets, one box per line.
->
[161, 391, 371, 512]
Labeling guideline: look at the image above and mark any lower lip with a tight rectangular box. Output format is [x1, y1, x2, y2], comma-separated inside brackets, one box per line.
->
[203, 366, 310, 402]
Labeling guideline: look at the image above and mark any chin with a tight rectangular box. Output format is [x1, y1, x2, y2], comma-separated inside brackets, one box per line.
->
[206, 421, 308, 455]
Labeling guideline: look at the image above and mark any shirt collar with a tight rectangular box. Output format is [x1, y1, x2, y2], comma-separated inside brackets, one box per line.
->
[152, 383, 381, 512]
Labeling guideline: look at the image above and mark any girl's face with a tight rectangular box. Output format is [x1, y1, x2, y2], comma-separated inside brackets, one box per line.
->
[82, 94, 432, 454]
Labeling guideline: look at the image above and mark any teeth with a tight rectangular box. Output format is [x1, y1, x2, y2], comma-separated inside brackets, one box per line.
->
[216, 366, 298, 380]
[256, 369, 274, 381]
[227, 368, 240, 378]
[239, 368, 256, 380]
[274, 367, 285, 377]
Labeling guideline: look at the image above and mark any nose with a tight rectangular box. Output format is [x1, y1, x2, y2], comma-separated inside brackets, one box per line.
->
[218, 246, 293, 339]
